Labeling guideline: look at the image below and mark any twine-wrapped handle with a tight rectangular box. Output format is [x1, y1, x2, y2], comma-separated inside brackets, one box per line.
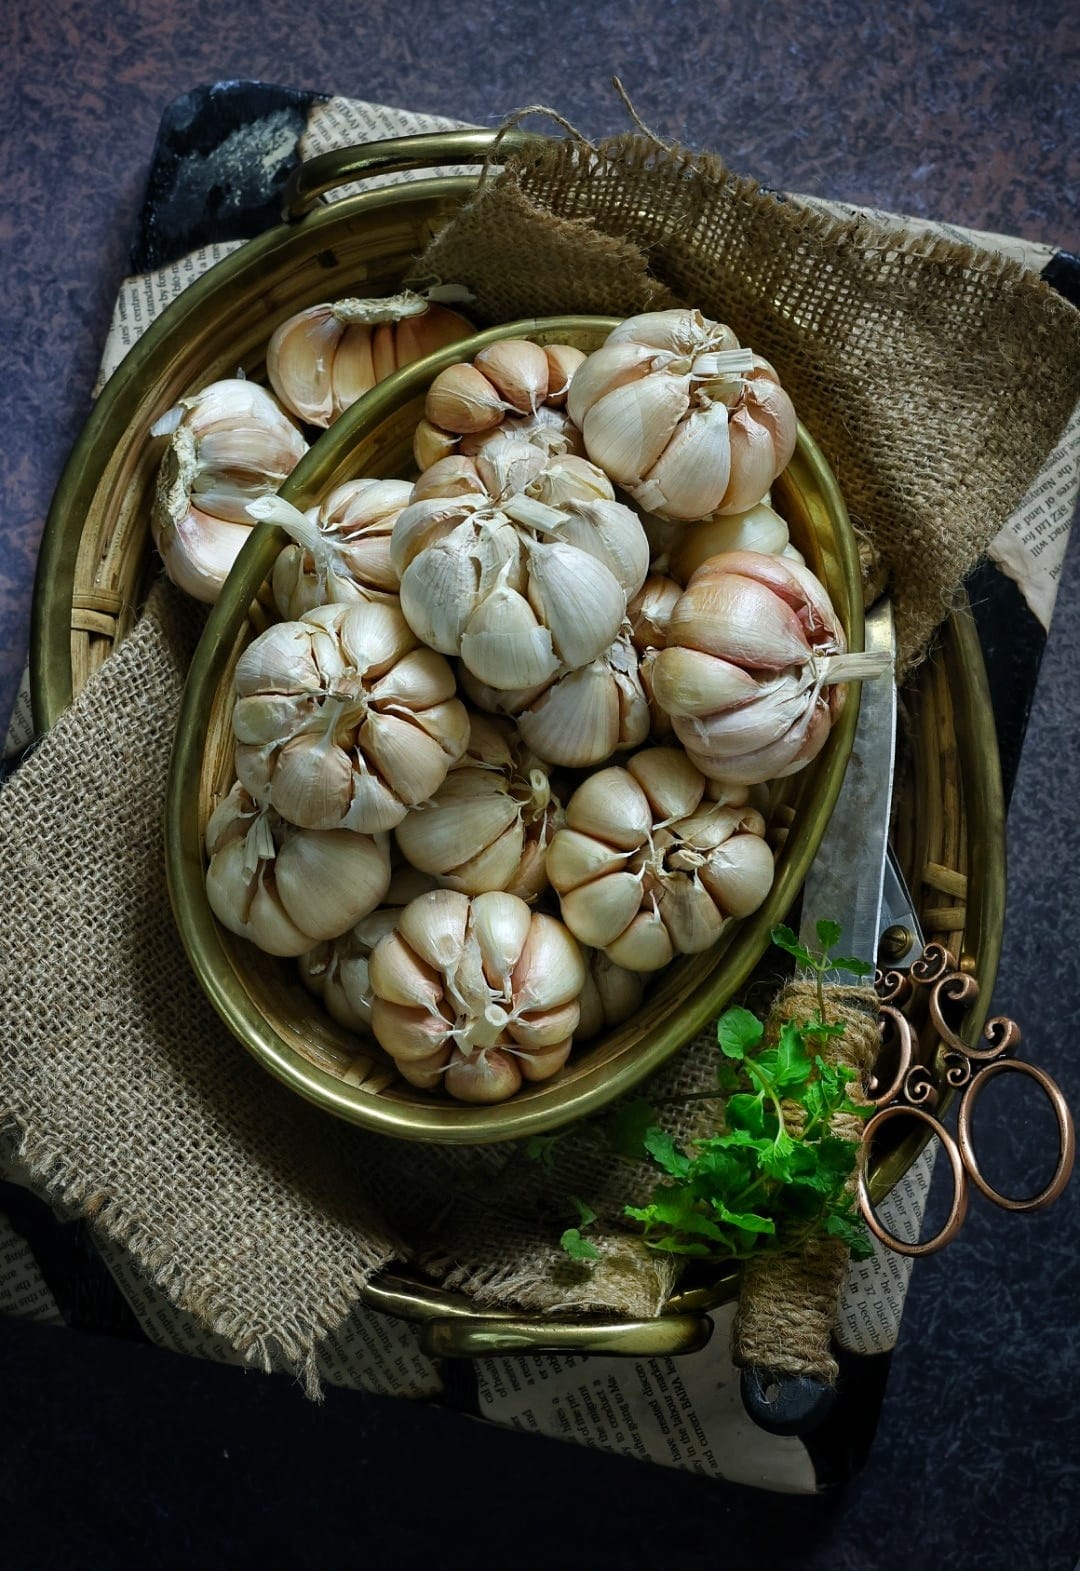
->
[732, 981, 879, 1410]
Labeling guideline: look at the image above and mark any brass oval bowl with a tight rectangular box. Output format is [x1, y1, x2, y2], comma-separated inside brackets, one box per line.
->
[166, 314, 865, 1144]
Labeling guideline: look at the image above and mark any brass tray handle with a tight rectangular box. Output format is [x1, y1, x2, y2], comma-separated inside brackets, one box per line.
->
[360, 1271, 713, 1359]
[283, 128, 545, 220]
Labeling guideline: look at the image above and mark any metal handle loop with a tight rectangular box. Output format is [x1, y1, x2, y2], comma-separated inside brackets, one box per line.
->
[859, 1104, 969, 1256]
[956, 1058, 1076, 1211]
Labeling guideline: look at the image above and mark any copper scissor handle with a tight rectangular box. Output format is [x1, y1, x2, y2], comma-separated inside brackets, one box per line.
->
[857, 946, 1075, 1256]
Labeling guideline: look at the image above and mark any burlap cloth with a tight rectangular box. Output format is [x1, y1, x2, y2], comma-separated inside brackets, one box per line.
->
[3, 130, 1079, 1390]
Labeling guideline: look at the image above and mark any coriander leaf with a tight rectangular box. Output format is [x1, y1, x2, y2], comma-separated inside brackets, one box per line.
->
[824, 1209, 875, 1259]
[632, 1188, 728, 1241]
[725, 1093, 768, 1137]
[815, 919, 842, 953]
[560, 1227, 601, 1261]
[643, 1127, 691, 1178]
[571, 1196, 598, 1227]
[607, 1098, 657, 1158]
[711, 1201, 776, 1235]
[715, 1059, 742, 1092]
[717, 1006, 763, 1060]
[771, 924, 817, 969]
[831, 954, 875, 978]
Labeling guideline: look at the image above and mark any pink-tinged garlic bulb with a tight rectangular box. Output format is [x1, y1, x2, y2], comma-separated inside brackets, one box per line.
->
[546, 748, 775, 973]
[394, 715, 563, 899]
[567, 309, 797, 522]
[248, 483, 411, 619]
[390, 477, 648, 693]
[461, 625, 650, 769]
[231, 601, 469, 834]
[205, 782, 390, 957]
[368, 889, 586, 1103]
[574, 950, 646, 1041]
[627, 577, 681, 740]
[650, 551, 888, 785]
[413, 341, 587, 470]
[267, 289, 474, 428]
[299, 908, 401, 1034]
[150, 379, 308, 604]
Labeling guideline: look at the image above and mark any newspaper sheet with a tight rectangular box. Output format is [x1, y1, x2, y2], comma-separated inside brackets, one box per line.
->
[0, 1208, 65, 1326]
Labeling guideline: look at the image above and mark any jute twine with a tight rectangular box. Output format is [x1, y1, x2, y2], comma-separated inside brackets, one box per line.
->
[731, 982, 880, 1382]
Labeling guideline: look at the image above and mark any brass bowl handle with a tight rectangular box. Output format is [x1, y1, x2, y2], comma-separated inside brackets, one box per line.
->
[419, 1312, 714, 1360]
[283, 128, 546, 220]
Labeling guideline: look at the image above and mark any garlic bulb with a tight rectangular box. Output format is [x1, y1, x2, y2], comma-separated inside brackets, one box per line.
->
[667, 499, 791, 584]
[394, 714, 562, 898]
[567, 309, 797, 522]
[461, 625, 650, 768]
[299, 908, 400, 1034]
[546, 747, 775, 972]
[266, 289, 474, 427]
[368, 889, 586, 1102]
[650, 551, 890, 784]
[248, 484, 411, 619]
[413, 341, 587, 470]
[150, 379, 308, 603]
[232, 600, 469, 833]
[574, 949, 646, 1041]
[390, 482, 648, 692]
[205, 781, 390, 957]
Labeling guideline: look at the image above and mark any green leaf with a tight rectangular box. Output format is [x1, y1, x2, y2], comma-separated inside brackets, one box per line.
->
[607, 1097, 657, 1158]
[711, 1201, 776, 1235]
[815, 919, 842, 953]
[570, 1196, 598, 1227]
[717, 1006, 763, 1060]
[771, 924, 818, 969]
[643, 1127, 691, 1178]
[560, 1227, 601, 1261]
[525, 1134, 561, 1168]
[725, 1093, 768, 1137]
[824, 1209, 875, 1259]
[832, 954, 875, 978]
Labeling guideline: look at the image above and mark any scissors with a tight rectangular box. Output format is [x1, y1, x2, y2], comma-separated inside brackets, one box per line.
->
[857, 853, 1076, 1257]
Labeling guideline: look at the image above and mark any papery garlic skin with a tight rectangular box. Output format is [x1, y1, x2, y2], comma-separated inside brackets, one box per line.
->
[574, 949, 646, 1041]
[461, 625, 650, 769]
[232, 600, 469, 834]
[299, 908, 401, 1034]
[267, 291, 474, 427]
[151, 379, 308, 603]
[255, 482, 412, 619]
[390, 481, 649, 693]
[546, 747, 775, 973]
[204, 781, 391, 957]
[568, 310, 797, 523]
[650, 551, 860, 785]
[368, 889, 586, 1103]
[394, 715, 563, 899]
[414, 341, 588, 470]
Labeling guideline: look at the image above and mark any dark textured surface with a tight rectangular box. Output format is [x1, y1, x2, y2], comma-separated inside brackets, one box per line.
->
[2, 3, 1080, 1567]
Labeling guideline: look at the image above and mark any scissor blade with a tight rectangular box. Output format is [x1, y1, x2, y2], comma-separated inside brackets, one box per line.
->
[798, 600, 897, 985]
[880, 850, 926, 967]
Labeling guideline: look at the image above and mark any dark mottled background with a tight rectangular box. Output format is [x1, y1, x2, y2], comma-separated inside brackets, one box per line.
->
[2, 2, 1079, 1568]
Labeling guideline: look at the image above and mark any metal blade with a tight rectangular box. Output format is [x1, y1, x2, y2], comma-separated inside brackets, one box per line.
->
[879, 849, 926, 968]
[798, 600, 897, 985]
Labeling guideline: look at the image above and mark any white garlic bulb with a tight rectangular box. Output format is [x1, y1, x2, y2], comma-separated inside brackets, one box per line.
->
[394, 714, 562, 899]
[150, 379, 308, 603]
[567, 310, 797, 522]
[368, 889, 586, 1103]
[232, 600, 469, 834]
[649, 551, 888, 785]
[461, 625, 650, 769]
[414, 340, 587, 470]
[390, 482, 649, 693]
[205, 781, 390, 957]
[667, 499, 791, 584]
[574, 950, 646, 1041]
[267, 289, 474, 427]
[546, 747, 775, 972]
[247, 484, 411, 619]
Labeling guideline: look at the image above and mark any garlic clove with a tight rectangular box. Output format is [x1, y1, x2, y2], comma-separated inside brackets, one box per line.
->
[718, 403, 781, 514]
[581, 373, 691, 486]
[626, 747, 706, 822]
[371, 997, 454, 1063]
[627, 575, 682, 651]
[559, 872, 643, 949]
[459, 577, 560, 692]
[670, 571, 812, 670]
[508, 1001, 580, 1050]
[676, 672, 811, 758]
[266, 306, 342, 426]
[396, 1045, 453, 1090]
[335, 599, 417, 680]
[527, 454, 614, 508]
[153, 507, 254, 605]
[413, 418, 459, 471]
[339, 766, 411, 833]
[648, 644, 761, 718]
[682, 695, 833, 785]
[543, 344, 586, 407]
[274, 828, 390, 940]
[699, 833, 776, 917]
[510, 911, 586, 1010]
[566, 340, 659, 430]
[206, 839, 305, 957]
[426, 364, 508, 434]
[631, 399, 732, 521]
[444, 1048, 522, 1103]
[524, 540, 626, 671]
[368, 930, 445, 1010]
[515, 1038, 573, 1083]
[270, 730, 354, 829]
[395, 781, 520, 877]
[470, 890, 532, 990]
[329, 323, 377, 414]
[444, 821, 527, 895]
[555, 499, 650, 599]
[516, 659, 619, 769]
[393, 302, 474, 368]
[604, 906, 675, 972]
[668, 501, 789, 583]
[398, 888, 470, 972]
[565, 767, 652, 849]
[399, 530, 483, 655]
[367, 646, 459, 711]
[371, 321, 398, 385]
[546, 828, 631, 894]
[655, 874, 726, 954]
[474, 340, 550, 415]
[360, 711, 455, 808]
[410, 455, 485, 503]
[476, 440, 549, 503]
[607, 308, 740, 355]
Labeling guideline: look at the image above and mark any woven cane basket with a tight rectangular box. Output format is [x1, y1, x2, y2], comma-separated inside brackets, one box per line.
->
[29, 132, 1003, 1357]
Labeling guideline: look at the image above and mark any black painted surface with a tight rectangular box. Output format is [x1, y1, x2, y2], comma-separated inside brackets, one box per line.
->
[2, 4, 1080, 1567]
